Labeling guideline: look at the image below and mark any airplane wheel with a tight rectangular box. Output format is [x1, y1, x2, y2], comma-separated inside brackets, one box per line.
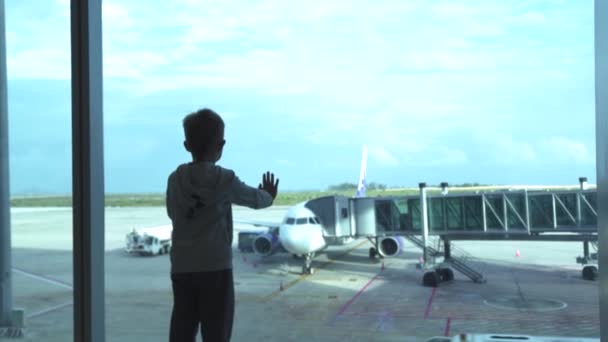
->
[582, 266, 598, 281]
[439, 268, 454, 282]
[423, 271, 440, 287]
[302, 266, 314, 275]
[369, 247, 377, 259]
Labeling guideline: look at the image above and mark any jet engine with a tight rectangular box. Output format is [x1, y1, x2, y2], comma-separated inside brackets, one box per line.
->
[378, 235, 406, 257]
[252, 232, 281, 256]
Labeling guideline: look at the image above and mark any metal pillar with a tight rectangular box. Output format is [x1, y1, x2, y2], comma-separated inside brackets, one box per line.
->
[419, 182, 429, 264]
[443, 237, 451, 260]
[594, 1, 608, 340]
[576, 178, 584, 227]
[71, 0, 105, 341]
[0, 0, 11, 328]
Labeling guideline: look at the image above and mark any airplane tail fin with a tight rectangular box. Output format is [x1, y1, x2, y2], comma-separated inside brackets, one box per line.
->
[356, 144, 368, 197]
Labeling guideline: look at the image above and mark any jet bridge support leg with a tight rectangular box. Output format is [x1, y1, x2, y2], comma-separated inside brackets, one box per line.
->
[443, 237, 452, 260]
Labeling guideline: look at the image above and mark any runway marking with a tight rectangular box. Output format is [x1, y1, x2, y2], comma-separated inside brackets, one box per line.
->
[424, 287, 437, 319]
[260, 240, 369, 302]
[336, 273, 381, 316]
[26, 302, 73, 320]
[12, 267, 73, 290]
[444, 317, 452, 336]
[327, 273, 383, 327]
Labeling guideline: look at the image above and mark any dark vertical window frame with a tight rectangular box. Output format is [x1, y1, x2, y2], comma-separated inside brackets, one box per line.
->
[71, 0, 105, 341]
[595, 1, 608, 341]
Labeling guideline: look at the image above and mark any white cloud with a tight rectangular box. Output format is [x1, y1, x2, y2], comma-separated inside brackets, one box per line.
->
[426, 146, 468, 166]
[102, 3, 133, 28]
[5, 0, 595, 176]
[541, 137, 593, 163]
[369, 146, 399, 166]
[491, 135, 537, 165]
[8, 47, 70, 79]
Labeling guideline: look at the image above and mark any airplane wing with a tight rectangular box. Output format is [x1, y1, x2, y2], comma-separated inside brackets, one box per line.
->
[234, 219, 281, 230]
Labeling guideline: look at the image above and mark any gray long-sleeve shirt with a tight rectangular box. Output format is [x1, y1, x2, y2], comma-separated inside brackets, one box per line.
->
[166, 162, 273, 273]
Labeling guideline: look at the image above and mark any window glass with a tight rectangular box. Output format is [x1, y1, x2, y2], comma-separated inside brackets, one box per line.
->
[5, 1, 598, 341]
[6, 2, 73, 340]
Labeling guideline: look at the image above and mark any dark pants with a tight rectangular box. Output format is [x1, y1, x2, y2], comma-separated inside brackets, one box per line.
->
[169, 269, 234, 342]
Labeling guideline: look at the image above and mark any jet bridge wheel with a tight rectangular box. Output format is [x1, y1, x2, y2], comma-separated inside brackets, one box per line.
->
[423, 271, 441, 287]
[439, 268, 454, 282]
[582, 265, 598, 281]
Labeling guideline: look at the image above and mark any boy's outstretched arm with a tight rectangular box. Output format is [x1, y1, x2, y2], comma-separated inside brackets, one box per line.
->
[229, 171, 279, 209]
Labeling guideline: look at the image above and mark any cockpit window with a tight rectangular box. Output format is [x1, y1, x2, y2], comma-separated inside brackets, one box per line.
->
[285, 218, 295, 224]
[315, 217, 321, 224]
[296, 218, 307, 225]
[308, 217, 315, 224]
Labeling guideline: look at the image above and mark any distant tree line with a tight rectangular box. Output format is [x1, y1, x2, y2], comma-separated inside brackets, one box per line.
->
[327, 182, 387, 191]
[327, 182, 487, 192]
[444, 182, 486, 187]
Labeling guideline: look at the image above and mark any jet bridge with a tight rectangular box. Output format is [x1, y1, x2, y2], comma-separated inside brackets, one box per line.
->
[305, 180, 599, 285]
[348, 187, 597, 237]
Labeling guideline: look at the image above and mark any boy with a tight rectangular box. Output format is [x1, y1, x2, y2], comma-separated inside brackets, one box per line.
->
[166, 108, 279, 342]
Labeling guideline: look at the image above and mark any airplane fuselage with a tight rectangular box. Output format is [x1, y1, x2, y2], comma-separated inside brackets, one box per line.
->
[277, 203, 326, 256]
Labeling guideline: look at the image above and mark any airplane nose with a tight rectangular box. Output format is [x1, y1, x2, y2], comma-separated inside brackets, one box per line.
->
[279, 225, 325, 255]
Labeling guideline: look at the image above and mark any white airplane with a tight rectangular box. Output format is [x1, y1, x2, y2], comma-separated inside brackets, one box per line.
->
[126, 145, 406, 274]
[238, 144, 404, 274]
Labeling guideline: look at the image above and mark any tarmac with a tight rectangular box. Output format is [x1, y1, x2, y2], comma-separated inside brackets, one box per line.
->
[5, 206, 601, 341]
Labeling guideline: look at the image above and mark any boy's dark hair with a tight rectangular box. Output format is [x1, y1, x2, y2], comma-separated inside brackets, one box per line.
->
[183, 108, 225, 155]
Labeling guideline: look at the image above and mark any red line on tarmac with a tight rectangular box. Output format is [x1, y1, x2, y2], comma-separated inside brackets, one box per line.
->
[444, 317, 452, 336]
[423, 287, 437, 319]
[336, 274, 380, 316]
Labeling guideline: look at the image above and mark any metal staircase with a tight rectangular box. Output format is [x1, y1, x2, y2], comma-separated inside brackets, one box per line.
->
[405, 235, 486, 283]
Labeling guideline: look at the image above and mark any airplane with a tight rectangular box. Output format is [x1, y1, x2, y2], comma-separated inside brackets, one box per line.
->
[125, 145, 407, 275]
[237, 144, 406, 275]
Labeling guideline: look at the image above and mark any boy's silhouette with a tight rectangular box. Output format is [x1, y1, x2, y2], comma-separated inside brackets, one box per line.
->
[166, 108, 279, 342]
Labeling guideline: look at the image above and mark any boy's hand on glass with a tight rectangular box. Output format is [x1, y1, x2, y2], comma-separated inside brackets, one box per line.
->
[258, 171, 279, 200]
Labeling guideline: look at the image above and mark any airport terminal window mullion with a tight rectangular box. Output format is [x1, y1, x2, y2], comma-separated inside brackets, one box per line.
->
[71, 1, 105, 342]
[595, 1, 608, 340]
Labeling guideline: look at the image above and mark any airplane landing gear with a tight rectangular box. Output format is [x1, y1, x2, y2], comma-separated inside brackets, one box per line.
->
[582, 265, 598, 281]
[302, 253, 315, 275]
[367, 238, 384, 259]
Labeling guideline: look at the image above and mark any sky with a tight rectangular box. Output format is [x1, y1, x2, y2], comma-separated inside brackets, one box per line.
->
[4, 0, 597, 194]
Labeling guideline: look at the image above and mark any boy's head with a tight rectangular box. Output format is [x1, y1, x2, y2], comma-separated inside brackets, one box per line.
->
[183, 108, 225, 162]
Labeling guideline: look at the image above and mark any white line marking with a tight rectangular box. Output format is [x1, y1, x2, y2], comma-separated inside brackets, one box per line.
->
[26, 302, 73, 319]
[12, 268, 73, 290]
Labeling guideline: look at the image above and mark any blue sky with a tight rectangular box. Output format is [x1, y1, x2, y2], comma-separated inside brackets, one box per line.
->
[5, 0, 596, 194]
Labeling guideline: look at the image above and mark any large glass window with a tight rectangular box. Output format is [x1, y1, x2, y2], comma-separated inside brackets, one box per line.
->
[4, 0, 601, 341]
[99, 1, 598, 340]
[6, 1, 73, 340]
